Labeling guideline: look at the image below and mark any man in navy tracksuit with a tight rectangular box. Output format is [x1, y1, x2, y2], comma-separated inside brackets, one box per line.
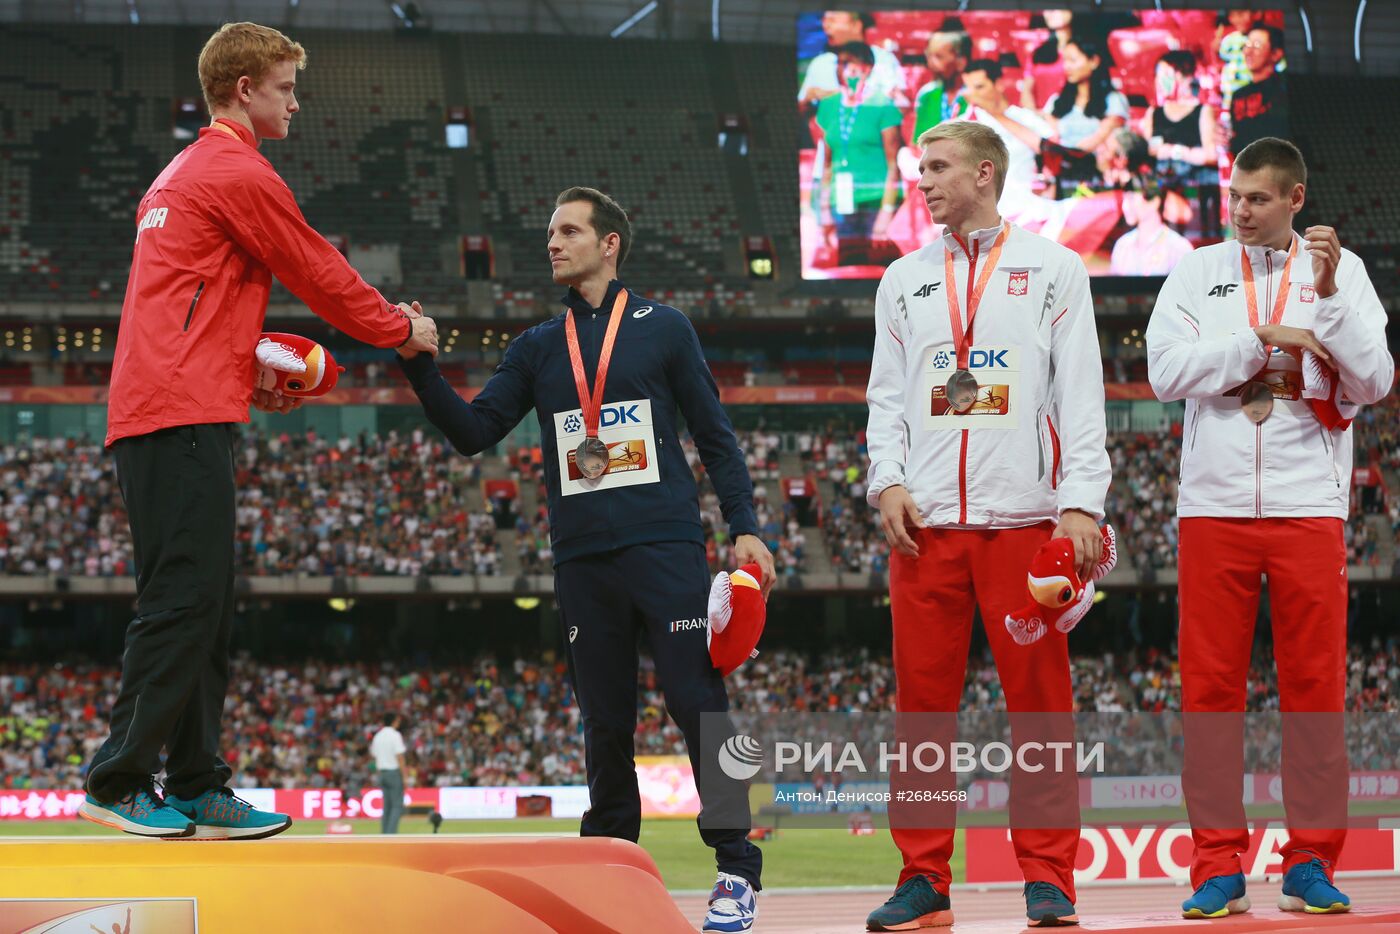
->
[398, 187, 773, 933]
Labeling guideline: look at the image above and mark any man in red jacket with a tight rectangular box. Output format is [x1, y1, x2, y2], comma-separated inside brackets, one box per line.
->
[79, 22, 438, 840]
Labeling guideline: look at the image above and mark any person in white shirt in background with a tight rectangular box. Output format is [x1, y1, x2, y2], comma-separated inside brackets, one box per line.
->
[1109, 175, 1194, 276]
[951, 60, 1087, 245]
[862, 120, 1110, 932]
[1145, 136, 1392, 919]
[369, 711, 407, 834]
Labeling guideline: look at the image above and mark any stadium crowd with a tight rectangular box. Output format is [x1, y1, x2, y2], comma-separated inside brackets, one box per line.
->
[2, 640, 1396, 792]
[0, 404, 1393, 580]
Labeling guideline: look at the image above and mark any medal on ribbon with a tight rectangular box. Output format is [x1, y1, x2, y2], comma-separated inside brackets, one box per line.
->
[564, 289, 628, 480]
[1235, 240, 1297, 424]
[943, 223, 1010, 414]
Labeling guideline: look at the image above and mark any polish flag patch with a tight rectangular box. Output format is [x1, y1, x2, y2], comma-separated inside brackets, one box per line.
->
[1299, 284, 1315, 303]
[1008, 271, 1029, 296]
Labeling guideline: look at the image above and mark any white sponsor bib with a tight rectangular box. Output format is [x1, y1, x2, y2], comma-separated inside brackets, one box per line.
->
[554, 398, 661, 496]
[921, 345, 1021, 431]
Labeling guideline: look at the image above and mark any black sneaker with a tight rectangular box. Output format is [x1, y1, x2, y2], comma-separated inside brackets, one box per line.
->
[866, 875, 953, 931]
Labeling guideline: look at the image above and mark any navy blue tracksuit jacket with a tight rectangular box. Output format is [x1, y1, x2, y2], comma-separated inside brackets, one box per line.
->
[399, 278, 763, 886]
[398, 278, 758, 564]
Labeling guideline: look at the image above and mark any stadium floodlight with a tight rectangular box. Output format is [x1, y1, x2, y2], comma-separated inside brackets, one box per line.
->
[611, 1, 659, 39]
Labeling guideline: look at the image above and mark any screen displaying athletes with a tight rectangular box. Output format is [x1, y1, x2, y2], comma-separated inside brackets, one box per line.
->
[797, 8, 1289, 279]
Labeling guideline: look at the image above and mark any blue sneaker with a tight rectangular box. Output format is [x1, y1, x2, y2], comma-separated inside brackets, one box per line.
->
[163, 787, 293, 840]
[1182, 873, 1250, 919]
[703, 872, 757, 933]
[1025, 881, 1079, 927]
[1279, 858, 1350, 914]
[78, 784, 194, 838]
[866, 875, 953, 931]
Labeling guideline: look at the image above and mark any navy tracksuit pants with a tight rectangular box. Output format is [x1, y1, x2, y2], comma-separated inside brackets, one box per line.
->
[556, 540, 762, 888]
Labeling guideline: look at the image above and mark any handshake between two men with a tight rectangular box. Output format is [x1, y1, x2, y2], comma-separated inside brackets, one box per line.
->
[251, 301, 440, 414]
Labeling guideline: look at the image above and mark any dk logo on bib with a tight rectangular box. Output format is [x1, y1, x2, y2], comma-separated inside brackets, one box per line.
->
[555, 399, 660, 495]
[925, 346, 1021, 429]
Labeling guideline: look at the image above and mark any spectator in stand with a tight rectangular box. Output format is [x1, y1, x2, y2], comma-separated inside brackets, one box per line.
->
[1109, 176, 1194, 276]
[1228, 25, 1288, 158]
[1142, 50, 1220, 239]
[799, 11, 905, 106]
[912, 31, 972, 140]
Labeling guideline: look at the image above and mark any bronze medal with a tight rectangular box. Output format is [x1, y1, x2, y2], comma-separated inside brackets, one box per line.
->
[946, 369, 979, 414]
[575, 436, 610, 480]
[1240, 380, 1274, 424]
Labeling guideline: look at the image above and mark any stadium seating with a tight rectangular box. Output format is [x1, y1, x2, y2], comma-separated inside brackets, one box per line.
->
[3, 25, 1399, 310]
[3, 638, 1395, 791]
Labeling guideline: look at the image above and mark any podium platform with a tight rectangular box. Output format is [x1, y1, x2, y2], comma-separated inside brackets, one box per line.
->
[0, 835, 697, 933]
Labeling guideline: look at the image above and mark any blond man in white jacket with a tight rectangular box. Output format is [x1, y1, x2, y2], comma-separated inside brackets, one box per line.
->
[1146, 137, 1392, 919]
[863, 121, 1110, 932]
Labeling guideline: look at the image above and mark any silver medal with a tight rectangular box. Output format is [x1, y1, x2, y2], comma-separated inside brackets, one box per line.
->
[575, 436, 610, 479]
[946, 369, 979, 414]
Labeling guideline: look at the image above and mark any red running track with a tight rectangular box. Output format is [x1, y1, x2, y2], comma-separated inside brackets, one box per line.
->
[672, 877, 1400, 932]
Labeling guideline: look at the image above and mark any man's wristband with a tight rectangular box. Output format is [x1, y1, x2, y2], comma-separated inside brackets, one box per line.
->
[396, 316, 414, 348]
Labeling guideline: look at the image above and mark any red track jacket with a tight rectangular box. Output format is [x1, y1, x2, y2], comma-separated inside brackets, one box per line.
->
[106, 118, 411, 446]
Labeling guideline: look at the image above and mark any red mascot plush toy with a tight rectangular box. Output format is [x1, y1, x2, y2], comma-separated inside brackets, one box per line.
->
[1301, 350, 1359, 431]
[707, 563, 766, 676]
[1004, 525, 1118, 646]
[253, 332, 344, 398]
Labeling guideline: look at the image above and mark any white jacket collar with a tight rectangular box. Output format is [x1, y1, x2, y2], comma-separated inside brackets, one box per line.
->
[1241, 231, 1298, 268]
[941, 219, 1006, 257]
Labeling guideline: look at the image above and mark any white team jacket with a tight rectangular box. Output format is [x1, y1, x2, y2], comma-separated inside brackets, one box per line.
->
[1145, 234, 1393, 519]
[865, 222, 1111, 527]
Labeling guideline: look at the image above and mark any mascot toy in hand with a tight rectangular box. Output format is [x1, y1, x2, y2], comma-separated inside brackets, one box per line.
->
[1005, 525, 1117, 646]
[253, 332, 344, 398]
[707, 563, 766, 676]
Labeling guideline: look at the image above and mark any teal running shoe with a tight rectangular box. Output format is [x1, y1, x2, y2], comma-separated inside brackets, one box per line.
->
[1182, 873, 1250, 919]
[1279, 858, 1350, 914]
[866, 875, 953, 931]
[1025, 881, 1079, 926]
[78, 783, 194, 838]
[163, 787, 293, 840]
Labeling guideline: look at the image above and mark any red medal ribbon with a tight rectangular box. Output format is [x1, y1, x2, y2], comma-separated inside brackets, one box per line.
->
[564, 289, 628, 438]
[1240, 237, 1297, 358]
[944, 223, 1010, 368]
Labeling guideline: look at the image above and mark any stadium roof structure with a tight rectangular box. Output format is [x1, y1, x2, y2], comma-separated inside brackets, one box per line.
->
[6, 1, 1400, 71]
[0, 0, 798, 43]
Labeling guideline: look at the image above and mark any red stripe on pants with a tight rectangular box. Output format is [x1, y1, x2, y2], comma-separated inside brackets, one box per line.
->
[888, 524, 1080, 900]
[1178, 517, 1348, 888]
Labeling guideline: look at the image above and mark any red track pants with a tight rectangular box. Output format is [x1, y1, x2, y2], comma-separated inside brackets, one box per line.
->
[1178, 517, 1349, 888]
[889, 524, 1080, 900]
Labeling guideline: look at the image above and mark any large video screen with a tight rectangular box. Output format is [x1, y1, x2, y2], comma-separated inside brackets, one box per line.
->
[797, 9, 1288, 279]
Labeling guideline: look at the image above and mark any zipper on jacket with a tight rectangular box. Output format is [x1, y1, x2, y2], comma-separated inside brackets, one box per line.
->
[1186, 407, 1200, 452]
[958, 430, 970, 525]
[1252, 249, 1276, 518]
[1254, 422, 1263, 518]
[1047, 415, 1062, 490]
[183, 280, 205, 331]
[956, 237, 980, 525]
